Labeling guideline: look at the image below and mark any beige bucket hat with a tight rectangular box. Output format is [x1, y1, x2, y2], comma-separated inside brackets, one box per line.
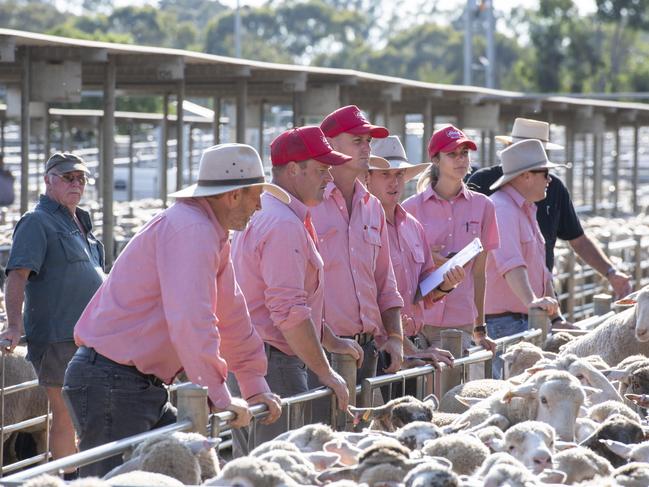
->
[170, 143, 290, 203]
[369, 136, 431, 182]
[495, 118, 564, 150]
[489, 139, 568, 191]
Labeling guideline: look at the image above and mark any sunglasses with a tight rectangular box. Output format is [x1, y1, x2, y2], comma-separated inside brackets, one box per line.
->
[51, 173, 92, 185]
[529, 169, 550, 179]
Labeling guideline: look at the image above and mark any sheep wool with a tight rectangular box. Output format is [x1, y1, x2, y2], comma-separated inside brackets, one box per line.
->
[553, 446, 613, 484]
[422, 433, 489, 475]
[205, 456, 299, 487]
[438, 379, 507, 414]
[106, 471, 184, 486]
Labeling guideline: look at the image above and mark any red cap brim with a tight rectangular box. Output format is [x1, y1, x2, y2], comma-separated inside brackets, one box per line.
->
[313, 149, 352, 166]
[439, 138, 478, 153]
[345, 123, 390, 139]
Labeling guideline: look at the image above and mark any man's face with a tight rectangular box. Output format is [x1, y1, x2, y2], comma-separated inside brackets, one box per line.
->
[45, 170, 87, 208]
[229, 186, 263, 231]
[294, 159, 333, 207]
[366, 169, 406, 207]
[527, 168, 551, 202]
[328, 132, 372, 173]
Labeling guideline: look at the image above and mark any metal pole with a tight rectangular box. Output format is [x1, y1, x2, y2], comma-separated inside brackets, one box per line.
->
[632, 124, 639, 213]
[41, 105, 51, 196]
[565, 123, 575, 195]
[128, 121, 134, 202]
[591, 133, 599, 213]
[187, 124, 194, 182]
[528, 308, 549, 344]
[331, 353, 357, 431]
[212, 96, 221, 145]
[593, 294, 612, 316]
[292, 92, 302, 129]
[258, 101, 265, 158]
[102, 57, 116, 270]
[60, 117, 66, 151]
[488, 130, 496, 164]
[463, 0, 475, 86]
[161, 93, 169, 206]
[439, 330, 463, 397]
[612, 121, 620, 215]
[177, 384, 209, 436]
[176, 80, 185, 190]
[0, 116, 5, 154]
[485, 0, 496, 88]
[20, 47, 30, 214]
[422, 99, 433, 163]
[384, 97, 392, 133]
[236, 79, 248, 143]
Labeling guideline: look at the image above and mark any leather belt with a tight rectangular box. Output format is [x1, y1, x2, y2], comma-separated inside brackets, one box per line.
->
[485, 312, 528, 320]
[77, 346, 165, 387]
[341, 333, 373, 346]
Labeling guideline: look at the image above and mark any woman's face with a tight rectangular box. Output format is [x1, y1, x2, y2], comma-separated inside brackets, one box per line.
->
[436, 143, 472, 182]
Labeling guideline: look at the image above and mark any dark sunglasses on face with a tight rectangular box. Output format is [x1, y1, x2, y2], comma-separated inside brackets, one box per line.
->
[529, 168, 550, 179]
[51, 173, 92, 185]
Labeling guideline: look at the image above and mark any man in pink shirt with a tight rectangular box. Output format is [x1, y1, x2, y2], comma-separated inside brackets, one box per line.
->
[485, 139, 562, 378]
[311, 105, 404, 382]
[365, 135, 464, 370]
[230, 126, 363, 453]
[63, 144, 285, 477]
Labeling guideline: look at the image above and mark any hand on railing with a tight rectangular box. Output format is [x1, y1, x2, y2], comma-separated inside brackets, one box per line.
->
[0, 332, 26, 353]
[210, 397, 253, 429]
[246, 392, 282, 425]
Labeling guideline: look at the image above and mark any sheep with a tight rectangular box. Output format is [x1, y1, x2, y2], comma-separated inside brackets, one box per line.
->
[430, 412, 461, 427]
[438, 379, 508, 414]
[274, 423, 337, 452]
[204, 456, 299, 487]
[579, 414, 645, 467]
[257, 450, 318, 485]
[481, 463, 540, 487]
[613, 462, 649, 487]
[390, 421, 445, 451]
[560, 286, 649, 366]
[498, 420, 555, 474]
[453, 370, 586, 441]
[0, 345, 48, 461]
[106, 471, 184, 486]
[501, 341, 553, 378]
[544, 331, 576, 353]
[21, 475, 65, 487]
[552, 445, 613, 484]
[587, 400, 641, 423]
[601, 439, 649, 463]
[348, 395, 438, 432]
[403, 461, 460, 487]
[473, 425, 505, 452]
[421, 433, 489, 475]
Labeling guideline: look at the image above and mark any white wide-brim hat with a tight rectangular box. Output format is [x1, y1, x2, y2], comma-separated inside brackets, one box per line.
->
[170, 143, 290, 203]
[368, 136, 431, 182]
[490, 139, 568, 191]
[495, 117, 564, 151]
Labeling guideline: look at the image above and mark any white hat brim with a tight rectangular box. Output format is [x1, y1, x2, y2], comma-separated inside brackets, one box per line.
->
[495, 135, 564, 151]
[169, 181, 290, 203]
[489, 161, 568, 191]
[368, 157, 431, 182]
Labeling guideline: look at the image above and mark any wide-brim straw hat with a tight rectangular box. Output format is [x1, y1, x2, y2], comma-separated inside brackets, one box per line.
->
[489, 139, 568, 191]
[368, 136, 431, 182]
[170, 143, 290, 203]
[495, 117, 564, 150]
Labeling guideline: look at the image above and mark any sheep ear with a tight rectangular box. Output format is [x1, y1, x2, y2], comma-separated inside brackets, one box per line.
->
[604, 369, 629, 381]
[488, 437, 505, 452]
[579, 405, 589, 417]
[306, 452, 342, 470]
[428, 455, 453, 470]
[316, 466, 359, 484]
[525, 365, 551, 375]
[555, 440, 578, 451]
[186, 438, 221, 454]
[582, 385, 603, 396]
[538, 469, 567, 484]
[501, 351, 515, 362]
[102, 457, 141, 480]
[455, 395, 484, 407]
[504, 383, 537, 400]
[348, 404, 389, 421]
[626, 393, 649, 407]
[442, 421, 469, 434]
[600, 439, 632, 458]
[424, 394, 439, 411]
[542, 351, 558, 359]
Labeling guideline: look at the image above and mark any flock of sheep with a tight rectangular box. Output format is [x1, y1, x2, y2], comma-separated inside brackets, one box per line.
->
[5, 286, 648, 486]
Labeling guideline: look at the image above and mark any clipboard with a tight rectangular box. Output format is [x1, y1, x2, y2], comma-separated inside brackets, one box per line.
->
[414, 237, 484, 303]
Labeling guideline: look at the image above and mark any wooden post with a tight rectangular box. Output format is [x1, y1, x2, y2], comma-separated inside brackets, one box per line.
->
[634, 233, 643, 290]
[612, 121, 620, 215]
[565, 123, 575, 196]
[102, 57, 116, 269]
[593, 294, 613, 316]
[566, 251, 576, 320]
[177, 383, 209, 436]
[236, 78, 248, 143]
[161, 93, 169, 206]
[439, 330, 463, 398]
[529, 308, 549, 344]
[632, 124, 639, 213]
[331, 352, 357, 430]
[422, 99, 433, 164]
[212, 96, 221, 145]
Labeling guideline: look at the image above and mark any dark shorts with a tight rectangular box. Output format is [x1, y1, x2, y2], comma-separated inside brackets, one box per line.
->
[28, 341, 78, 387]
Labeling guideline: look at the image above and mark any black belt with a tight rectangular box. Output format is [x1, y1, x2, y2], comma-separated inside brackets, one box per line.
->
[341, 333, 373, 346]
[77, 346, 165, 388]
[485, 312, 528, 320]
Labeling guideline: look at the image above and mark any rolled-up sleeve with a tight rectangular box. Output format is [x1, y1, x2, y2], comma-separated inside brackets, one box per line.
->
[481, 199, 500, 252]
[491, 207, 526, 276]
[375, 213, 404, 314]
[157, 223, 233, 408]
[7, 213, 47, 276]
[260, 224, 312, 331]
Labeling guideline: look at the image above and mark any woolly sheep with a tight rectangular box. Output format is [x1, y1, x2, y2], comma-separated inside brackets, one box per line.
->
[587, 400, 641, 423]
[204, 456, 298, 487]
[544, 331, 576, 353]
[438, 379, 508, 414]
[613, 462, 649, 487]
[501, 341, 553, 378]
[403, 461, 460, 487]
[430, 412, 461, 427]
[257, 450, 318, 485]
[274, 423, 337, 452]
[422, 433, 489, 475]
[473, 425, 505, 452]
[21, 475, 65, 487]
[106, 471, 183, 486]
[481, 463, 539, 487]
[560, 286, 649, 366]
[580, 414, 645, 468]
[601, 439, 649, 463]
[499, 420, 555, 474]
[348, 395, 437, 432]
[553, 445, 613, 484]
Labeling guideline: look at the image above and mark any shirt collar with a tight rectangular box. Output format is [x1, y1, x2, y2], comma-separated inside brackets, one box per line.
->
[393, 204, 408, 227]
[423, 183, 471, 202]
[264, 191, 309, 223]
[192, 197, 227, 244]
[38, 194, 93, 229]
[501, 184, 531, 209]
[325, 178, 371, 206]
[38, 194, 66, 213]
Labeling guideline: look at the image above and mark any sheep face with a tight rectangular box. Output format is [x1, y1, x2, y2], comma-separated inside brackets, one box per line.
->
[502, 421, 555, 474]
[634, 287, 649, 341]
[349, 396, 435, 432]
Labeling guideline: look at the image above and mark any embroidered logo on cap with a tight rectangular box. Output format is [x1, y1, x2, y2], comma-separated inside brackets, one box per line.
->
[446, 129, 464, 139]
[354, 110, 366, 122]
[321, 135, 328, 146]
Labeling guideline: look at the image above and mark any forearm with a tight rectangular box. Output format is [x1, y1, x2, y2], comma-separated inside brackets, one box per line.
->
[568, 234, 613, 276]
[5, 271, 28, 331]
[281, 320, 332, 378]
[381, 307, 403, 338]
[503, 266, 537, 307]
[472, 252, 487, 325]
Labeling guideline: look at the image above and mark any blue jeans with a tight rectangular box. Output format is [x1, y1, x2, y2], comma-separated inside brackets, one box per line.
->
[486, 315, 529, 379]
[62, 347, 177, 477]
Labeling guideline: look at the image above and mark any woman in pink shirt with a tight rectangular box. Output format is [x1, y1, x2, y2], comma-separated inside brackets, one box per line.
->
[403, 125, 499, 357]
[366, 136, 465, 370]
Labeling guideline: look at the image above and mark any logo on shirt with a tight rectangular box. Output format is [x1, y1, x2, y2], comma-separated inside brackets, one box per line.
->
[446, 129, 464, 139]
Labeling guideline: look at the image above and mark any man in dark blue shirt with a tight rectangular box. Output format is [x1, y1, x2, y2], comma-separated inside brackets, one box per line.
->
[1, 153, 104, 476]
[467, 119, 631, 307]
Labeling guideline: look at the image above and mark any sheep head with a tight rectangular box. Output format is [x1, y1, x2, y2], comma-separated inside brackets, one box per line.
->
[634, 286, 649, 341]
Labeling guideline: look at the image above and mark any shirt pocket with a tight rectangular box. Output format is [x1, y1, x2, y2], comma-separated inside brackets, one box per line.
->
[58, 231, 90, 263]
[363, 225, 382, 269]
[410, 242, 426, 264]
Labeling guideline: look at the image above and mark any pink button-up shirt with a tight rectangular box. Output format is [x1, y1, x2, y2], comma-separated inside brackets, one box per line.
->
[387, 205, 435, 337]
[403, 184, 500, 327]
[231, 193, 324, 356]
[74, 198, 269, 409]
[310, 180, 403, 338]
[485, 185, 552, 315]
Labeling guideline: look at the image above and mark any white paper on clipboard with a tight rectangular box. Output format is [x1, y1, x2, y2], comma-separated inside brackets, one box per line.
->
[415, 237, 484, 303]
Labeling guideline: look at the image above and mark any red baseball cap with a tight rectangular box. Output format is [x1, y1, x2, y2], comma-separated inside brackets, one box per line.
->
[270, 126, 352, 166]
[427, 125, 477, 159]
[320, 105, 389, 139]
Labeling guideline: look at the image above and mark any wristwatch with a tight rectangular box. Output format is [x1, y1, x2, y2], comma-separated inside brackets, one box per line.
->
[473, 325, 487, 335]
[605, 266, 616, 277]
